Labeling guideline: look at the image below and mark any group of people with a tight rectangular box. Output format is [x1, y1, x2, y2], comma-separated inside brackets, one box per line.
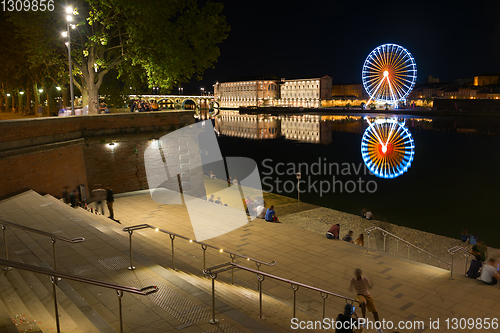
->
[130, 99, 159, 112]
[326, 224, 365, 246]
[460, 229, 479, 245]
[90, 185, 116, 220]
[208, 194, 227, 206]
[360, 209, 374, 220]
[464, 234, 499, 286]
[62, 185, 117, 221]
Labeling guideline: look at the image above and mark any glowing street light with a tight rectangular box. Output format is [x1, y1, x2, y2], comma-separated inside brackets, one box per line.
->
[62, 6, 77, 115]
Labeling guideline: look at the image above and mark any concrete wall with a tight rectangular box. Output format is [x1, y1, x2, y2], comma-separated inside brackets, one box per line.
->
[0, 144, 88, 200]
[0, 111, 196, 200]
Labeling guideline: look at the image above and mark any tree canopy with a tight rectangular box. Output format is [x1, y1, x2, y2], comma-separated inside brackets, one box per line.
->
[4, 0, 229, 114]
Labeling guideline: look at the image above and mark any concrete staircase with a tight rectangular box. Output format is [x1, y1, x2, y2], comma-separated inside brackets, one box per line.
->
[0, 190, 331, 332]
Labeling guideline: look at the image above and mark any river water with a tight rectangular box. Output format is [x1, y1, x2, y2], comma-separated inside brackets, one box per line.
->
[212, 112, 500, 248]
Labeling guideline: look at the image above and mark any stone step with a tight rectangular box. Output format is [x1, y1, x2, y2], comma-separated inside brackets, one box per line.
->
[34, 193, 265, 332]
[42, 193, 343, 323]
[0, 297, 19, 333]
[6, 238, 98, 333]
[174, 270, 322, 333]
[0, 269, 42, 333]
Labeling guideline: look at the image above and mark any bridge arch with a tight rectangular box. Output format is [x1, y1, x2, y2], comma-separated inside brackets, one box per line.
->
[182, 99, 197, 111]
[158, 98, 175, 110]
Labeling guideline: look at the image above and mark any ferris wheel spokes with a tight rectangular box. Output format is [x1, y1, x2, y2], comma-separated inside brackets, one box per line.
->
[362, 43, 417, 107]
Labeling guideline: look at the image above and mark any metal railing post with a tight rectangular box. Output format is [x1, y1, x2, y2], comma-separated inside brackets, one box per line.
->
[383, 233, 387, 252]
[169, 234, 176, 271]
[230, 254, 236, 284]
[257, 274, 265, 319]
[127, 230, 135, 270]
[464, 255, 469, 275]
[417, 250, 421, 262]
[201, 244, 207, 270]
[396, 239, 399, 256]
[366, 232, 370, 254]
[407, 244, 410, 259]
[291, 284, 299, 318]
[51, 238, 57, 271]
[450, 253, 454, 280]
[209, 273, 218, 324]
[51, 276, 60, 333]
[321, 292, 328, 319]
[2, 224, 7, 259]
[2, 225, 11, 271]
[256, 262, 262, 291]
[117, 290, 124, 333]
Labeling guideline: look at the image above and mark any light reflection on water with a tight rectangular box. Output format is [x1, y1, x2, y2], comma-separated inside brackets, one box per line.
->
[213, 111, 500, 247]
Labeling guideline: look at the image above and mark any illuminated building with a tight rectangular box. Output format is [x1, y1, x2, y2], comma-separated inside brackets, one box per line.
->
[332, 83, 368, 99]
[473, 73, 500, 86]
[278, 76, 332, 108]
[213, 80, 279, 108]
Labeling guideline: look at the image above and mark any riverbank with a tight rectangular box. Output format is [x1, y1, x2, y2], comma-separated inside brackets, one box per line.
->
[203, 177, 499, 264]
[274, 201, 500, 266]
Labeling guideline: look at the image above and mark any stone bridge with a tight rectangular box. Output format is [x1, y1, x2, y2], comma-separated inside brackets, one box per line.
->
[128, 94, 220, 119]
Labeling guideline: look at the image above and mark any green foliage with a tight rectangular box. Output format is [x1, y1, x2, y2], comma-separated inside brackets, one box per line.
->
[2, 0, 229, 114]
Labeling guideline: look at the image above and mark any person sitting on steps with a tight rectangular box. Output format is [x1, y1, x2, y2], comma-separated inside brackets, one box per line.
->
[480, 258, 499, 286]
[265, 205, 279, 222]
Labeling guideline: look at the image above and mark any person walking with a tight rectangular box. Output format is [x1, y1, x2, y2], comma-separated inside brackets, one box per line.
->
[349, 269, 383, 333]
[91, 186, 107, 215]
[69, 189, 79, 207]
[62, 186, 70, 204]
[105, 185, 115, 220]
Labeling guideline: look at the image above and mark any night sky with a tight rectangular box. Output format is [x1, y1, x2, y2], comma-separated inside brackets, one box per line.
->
[185, 0, 500, 94]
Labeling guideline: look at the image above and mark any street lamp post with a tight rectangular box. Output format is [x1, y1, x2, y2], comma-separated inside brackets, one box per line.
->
[19, 91, 24, 113]
[56, 86, 62, 110]
[296, 172, 301, 202]
[63, 6, 76, 115]
[201, 87, 204, 96]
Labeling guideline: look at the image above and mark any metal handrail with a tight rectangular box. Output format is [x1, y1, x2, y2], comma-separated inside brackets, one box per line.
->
[364, 226, 452, 270]
[1, 218, 85, 271]
[203, 262, 355, 324]
[0, 258, 157, 333]
[448, 246, 476, 279]
[122, 224, 276, 283]
[0, 219, 85, 243]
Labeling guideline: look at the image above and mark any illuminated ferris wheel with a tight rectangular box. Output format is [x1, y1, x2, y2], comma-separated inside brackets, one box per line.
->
[362, 44, 417, 106]
[361, 117, 415, 178]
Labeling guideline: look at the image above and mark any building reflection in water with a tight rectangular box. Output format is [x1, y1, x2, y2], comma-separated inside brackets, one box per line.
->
[279, 115, 332, 144]
[214, 111, 441, 144]
[215, 111, 334, 144]
[215, 111, 281, 139]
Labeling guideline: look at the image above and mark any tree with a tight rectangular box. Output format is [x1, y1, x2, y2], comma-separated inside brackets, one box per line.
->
[10, 0, 229, 114]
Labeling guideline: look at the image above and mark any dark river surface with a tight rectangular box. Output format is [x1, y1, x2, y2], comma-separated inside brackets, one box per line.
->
[212, 112, 500, 248]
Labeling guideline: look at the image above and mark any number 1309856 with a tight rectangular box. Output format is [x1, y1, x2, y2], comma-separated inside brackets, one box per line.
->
[2, 0, 54, 11]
